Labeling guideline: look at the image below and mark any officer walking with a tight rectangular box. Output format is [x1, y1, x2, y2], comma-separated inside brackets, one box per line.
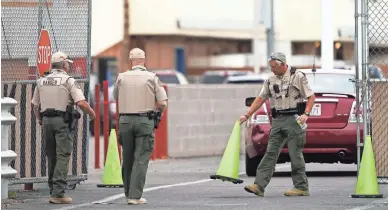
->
[240, 52, 315, 197]
[113, 48, 168, 205]
[32, 51, 96, 204]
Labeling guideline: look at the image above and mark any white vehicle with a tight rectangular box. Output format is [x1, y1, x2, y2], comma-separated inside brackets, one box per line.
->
[225, 72, 272, 84]
[151, 69, 189, 85]
[200, 70, 251, 84]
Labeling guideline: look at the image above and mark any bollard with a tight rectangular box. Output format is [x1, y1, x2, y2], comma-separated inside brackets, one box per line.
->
[94, 84, 101, 169]
[1, 97, 18, 199]
[103, 80, 109, 164]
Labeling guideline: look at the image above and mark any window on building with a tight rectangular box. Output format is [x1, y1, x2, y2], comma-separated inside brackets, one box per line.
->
[291, 42, 304, 55]
[314, 41, 321, 57]
[334, 42, 344, 60]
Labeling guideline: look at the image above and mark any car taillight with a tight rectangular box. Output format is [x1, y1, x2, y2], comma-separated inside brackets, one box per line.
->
[348, 101, 363, 123]
[250, 103, 270, 124]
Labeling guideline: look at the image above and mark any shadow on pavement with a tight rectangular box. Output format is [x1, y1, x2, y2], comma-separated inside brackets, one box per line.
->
[273, 171, 357, 177]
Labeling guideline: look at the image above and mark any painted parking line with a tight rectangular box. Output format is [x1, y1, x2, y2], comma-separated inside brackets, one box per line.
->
[53, 164, 291, 210]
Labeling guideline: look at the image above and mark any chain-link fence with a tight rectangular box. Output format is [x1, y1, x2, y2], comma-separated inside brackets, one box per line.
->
[1, 0, 92, 186]
[357, 0, 388, 184]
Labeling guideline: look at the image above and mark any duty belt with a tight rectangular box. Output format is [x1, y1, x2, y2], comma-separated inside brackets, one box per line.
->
[271, 108, 299, 118]
[120, 112, 149, 117]
[41, 110, 66, 117]
[275, 108, 298, 115]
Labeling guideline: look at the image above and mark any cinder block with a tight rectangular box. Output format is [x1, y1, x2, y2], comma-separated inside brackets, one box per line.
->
[165, 84, 267, 158]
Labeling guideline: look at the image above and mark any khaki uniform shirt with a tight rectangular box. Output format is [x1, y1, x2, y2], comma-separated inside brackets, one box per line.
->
[31, 69, 86, 112]
[258, 66, 314, 110]
[113, 65, 168, 114]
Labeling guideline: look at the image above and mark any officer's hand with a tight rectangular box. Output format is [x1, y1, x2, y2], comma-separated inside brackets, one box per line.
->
[299, 114, 308, 124]
[89, 109, 96, 121]
[239, 115, 249, 124]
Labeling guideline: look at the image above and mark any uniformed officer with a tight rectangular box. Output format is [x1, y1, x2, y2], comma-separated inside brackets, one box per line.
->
[239, 52, 315, 197]
[32, 51, 96, 204]
[113, 48, 168, 205]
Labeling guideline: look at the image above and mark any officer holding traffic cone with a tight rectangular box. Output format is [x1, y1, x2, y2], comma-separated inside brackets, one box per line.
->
[239, 52, 315, 197]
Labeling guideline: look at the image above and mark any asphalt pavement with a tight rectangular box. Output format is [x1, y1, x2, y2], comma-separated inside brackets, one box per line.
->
[3, 154, 388, 210]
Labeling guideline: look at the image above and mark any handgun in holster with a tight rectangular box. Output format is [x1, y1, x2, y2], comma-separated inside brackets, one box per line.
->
[38, 104, 43, 125]
[147, 110, 162, 129]
[271, 108, 277, 118]
[65, 105, 81, 130]
[153, 111, 162, 129]
[296, 102, 307, 115]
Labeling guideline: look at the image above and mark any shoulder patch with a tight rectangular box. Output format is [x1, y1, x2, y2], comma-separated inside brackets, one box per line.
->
[300, 73, 308, 85]
[74, 82, 81, 89]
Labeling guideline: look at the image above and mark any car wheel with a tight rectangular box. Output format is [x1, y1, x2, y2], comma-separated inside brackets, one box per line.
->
[245, 154, 262, 177]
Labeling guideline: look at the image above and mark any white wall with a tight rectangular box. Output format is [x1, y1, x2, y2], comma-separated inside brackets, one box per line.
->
[91, 0, 123, 56]
[91, 0, 388, 56]
[274, 0, 355, 41]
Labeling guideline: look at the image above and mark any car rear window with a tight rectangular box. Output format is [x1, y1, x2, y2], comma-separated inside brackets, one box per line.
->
[156, 74, 180, 84]
[305, 73, 355, 94]
[201, 75, 227, 84]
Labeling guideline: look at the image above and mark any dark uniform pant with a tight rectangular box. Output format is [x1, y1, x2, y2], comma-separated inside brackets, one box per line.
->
[254, 115, 309, 191]
[118, 115, 155, 199]
[42, 116, 74, 198]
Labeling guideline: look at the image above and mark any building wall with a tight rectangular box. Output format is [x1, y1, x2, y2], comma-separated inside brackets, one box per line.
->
[96, 35, 251, 72]
[95, 35, 356, 75]
[292, 41, 354, 61]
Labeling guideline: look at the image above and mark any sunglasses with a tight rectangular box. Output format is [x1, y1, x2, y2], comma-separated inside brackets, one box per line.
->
[268, 55, 284, 64]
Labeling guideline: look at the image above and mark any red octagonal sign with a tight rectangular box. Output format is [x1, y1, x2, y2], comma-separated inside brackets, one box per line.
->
[37, 29, 52, 77]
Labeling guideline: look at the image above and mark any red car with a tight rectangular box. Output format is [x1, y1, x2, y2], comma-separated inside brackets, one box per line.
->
[244, 68, 364, 176]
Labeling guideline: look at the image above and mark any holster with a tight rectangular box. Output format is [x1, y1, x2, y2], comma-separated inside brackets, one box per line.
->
[297, 102, 307, 115]
[64, 105, 73, 124]
[70, 110, 81, 130]
[65, 105, 81, 130]
[147, 110, 162, 129]
[271, 108, 277, 118]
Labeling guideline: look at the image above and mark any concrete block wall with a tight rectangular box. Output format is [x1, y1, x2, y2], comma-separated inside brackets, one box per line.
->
[165, 84, 263, 158]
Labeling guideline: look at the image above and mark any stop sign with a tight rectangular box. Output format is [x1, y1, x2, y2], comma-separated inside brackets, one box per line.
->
[37, 29, 52, 77]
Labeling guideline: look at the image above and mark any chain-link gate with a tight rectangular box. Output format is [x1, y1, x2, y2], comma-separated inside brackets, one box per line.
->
[356, 0, 388, 184]
[1, 0, 92, 188]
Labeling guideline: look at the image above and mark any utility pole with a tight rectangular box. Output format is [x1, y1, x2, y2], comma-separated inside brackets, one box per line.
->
[253, 0, 261, 74]
[254, 0, 274, 73]
[121, 0, 130, 73]
[321, 0, 334, 70]
[266, 0, 274, 72]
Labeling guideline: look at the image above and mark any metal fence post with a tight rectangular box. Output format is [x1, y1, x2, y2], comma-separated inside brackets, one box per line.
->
[364, 0, 388, 184]
[1, 97, 18, 199]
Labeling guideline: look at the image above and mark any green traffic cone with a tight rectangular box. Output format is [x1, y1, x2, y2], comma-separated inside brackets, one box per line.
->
[97, 129, 124, 188]
[351, 135, 383, 198]
[210, 120, 243, 184]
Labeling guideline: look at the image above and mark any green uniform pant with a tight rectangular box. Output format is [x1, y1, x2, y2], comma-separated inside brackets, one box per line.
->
[254, 115, 309, 192]
[42, 116, 74, 198]
[118, 115, 155, 199]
